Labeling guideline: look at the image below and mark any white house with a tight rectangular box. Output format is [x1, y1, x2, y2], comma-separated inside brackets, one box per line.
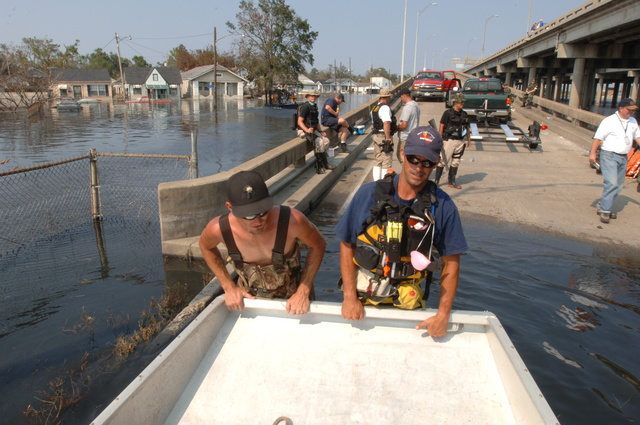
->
[370, 76, 392, 89]
[180, 65, 248, 98]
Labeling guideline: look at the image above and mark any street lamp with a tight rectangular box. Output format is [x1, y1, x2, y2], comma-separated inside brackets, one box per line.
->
[482, 14, 499, 58]
[400, 0, 408, 81]
[422, 34, 435, 70]
[213, 26, 244, 99]
[413, 2, 438, 75]
[440, 47, 448, 70]
[466, 37, 477, 65]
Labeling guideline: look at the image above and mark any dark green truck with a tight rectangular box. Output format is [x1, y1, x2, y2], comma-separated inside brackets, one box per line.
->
[450, 77, 511, 124]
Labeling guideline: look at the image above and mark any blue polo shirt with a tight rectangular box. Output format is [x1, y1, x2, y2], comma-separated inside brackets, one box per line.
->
[335, 175, 468, 257]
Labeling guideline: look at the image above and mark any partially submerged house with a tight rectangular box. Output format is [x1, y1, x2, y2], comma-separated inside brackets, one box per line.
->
[121, 67, 182, 100]
[180, 65, 247, 99]
[51, 69, 112, 100]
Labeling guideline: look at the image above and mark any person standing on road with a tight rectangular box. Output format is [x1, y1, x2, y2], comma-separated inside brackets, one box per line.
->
[199, 170, 327, 314]
[396, 88, 421, 163]
[523, 79, 538, 109]
[321, 93, 352, 153]
[297, 89, 334, 174]
[589, 98, 640, 223]
[435, 92, 471, 189]
[370, 88, 397, 180]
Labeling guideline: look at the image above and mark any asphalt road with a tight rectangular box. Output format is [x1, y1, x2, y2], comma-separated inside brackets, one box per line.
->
[330, 99, 640, 253]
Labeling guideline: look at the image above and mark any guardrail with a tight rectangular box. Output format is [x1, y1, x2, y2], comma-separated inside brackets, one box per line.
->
[158, 81, 412, 249]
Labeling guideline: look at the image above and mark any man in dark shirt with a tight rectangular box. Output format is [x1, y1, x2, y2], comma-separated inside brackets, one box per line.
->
[321, 93, 352, 153]
[434, 93, 471, 189]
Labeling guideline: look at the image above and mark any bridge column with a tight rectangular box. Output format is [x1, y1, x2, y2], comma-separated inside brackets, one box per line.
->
[630, 71, 640, 102]
[527, 68, 537, 86]
[595, 76, 604, 107]
[569, 58, 585, 109]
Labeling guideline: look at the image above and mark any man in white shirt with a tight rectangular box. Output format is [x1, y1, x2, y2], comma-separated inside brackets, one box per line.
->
[589, 98, 640, 223]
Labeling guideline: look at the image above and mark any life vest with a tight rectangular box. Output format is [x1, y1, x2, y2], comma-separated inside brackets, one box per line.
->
[298, 102, 319, 128]
[443, 108, 469, 140]
[352, 174, 438, 309]
[219, 206, 302, 299]
[371, 102, 398, 135]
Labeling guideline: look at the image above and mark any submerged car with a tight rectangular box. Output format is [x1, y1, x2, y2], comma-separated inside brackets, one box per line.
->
[55, 98, 82, 112]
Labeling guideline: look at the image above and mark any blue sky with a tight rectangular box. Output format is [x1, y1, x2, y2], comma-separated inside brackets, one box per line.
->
[2, 0, 587, 76]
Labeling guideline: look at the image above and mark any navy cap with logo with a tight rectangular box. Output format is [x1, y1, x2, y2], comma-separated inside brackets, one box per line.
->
[403, 126, 443, 163]
[226, 171, 274, 218]
[619, 98, 638, 110]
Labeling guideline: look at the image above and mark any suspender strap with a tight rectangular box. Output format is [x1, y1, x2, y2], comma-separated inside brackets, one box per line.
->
[272, 206, 291, 272]
[219, 213, 244, 269]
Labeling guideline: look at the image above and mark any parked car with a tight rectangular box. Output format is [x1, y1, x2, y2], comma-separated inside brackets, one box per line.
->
[410, 70, 457, 101]
[55, 98, 82, 112]
[457, 77, 511, 124]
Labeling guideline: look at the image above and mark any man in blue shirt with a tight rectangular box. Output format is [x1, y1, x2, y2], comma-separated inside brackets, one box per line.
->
[336, 126, 468, 337]
[321, 93, 351, 153]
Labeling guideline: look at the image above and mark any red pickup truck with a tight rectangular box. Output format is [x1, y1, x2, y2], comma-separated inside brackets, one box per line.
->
[410, 70, 458, 101]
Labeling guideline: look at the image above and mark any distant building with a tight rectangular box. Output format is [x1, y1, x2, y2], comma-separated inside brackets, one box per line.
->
[370, 76, 392, 89]
[180, 65, 248, 99]
[51, 69, 111, 100]
[121, 67, 182, 100]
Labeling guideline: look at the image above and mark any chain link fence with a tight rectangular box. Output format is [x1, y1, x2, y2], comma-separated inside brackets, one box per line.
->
[0, 152, 190, 257]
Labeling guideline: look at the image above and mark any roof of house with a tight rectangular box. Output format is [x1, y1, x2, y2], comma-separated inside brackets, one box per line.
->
[181, 65, 248, 82]
[52, 69, 111, 82]
[124, 67, 182, 85]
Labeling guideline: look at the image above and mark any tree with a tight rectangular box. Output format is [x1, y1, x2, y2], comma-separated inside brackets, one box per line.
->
[227, 0, 318, 102]
[132, 55, 150, 67]
[166, 44, 196, 71]
[0, 42, 53, 110]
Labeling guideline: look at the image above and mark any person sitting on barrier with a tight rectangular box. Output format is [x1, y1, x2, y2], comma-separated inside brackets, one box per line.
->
[297, 89, 334, 174]
[335, 126, 468, 337]
[199, 170, 327, 315]
[370, 88, 397, 180]
[321, 93, 353, 153]
[434, 92, 471, 189]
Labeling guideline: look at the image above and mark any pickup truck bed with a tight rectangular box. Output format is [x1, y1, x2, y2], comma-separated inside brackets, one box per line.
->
[457, 78, 511, 124]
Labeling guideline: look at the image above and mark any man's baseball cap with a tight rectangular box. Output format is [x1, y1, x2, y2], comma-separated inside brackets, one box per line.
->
[226, 171, 273, 218]
[337, 93, 345, 101]
[379, 88, 392, 98]
[399, 88, 412, 96]
[403, 126, 443, 163]
[620, 98, 638, 110]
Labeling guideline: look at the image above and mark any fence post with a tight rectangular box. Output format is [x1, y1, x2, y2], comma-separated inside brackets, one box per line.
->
[89, 148, 103, 220]
[190, 129, 199, 179]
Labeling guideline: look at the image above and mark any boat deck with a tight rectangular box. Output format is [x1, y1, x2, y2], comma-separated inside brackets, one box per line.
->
[92, 298, 558, 425]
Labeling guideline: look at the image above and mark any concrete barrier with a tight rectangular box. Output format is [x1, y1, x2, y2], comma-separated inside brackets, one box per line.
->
[159, 82, 411, 258]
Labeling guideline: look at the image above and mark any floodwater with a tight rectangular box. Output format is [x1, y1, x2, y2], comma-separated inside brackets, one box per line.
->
[1, 96, 639, 425]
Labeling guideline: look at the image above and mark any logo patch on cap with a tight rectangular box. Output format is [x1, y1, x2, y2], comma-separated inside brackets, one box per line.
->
[418, 131, 434, 144]
[242, 185, 254, 199]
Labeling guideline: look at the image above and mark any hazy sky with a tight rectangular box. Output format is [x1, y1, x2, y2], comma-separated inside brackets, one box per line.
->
[2, 0, 587, 76]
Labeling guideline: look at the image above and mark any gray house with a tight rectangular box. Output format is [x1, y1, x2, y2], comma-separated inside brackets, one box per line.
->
[51, 69, 111, 100]
[181, 65, 248, 98]
[121, 67, 182, 100]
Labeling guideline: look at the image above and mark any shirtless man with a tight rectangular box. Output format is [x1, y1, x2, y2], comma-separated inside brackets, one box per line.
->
[199, 170, 326, 315]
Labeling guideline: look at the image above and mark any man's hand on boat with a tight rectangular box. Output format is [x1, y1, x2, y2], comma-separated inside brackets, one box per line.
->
[341, 295, 365, 320]
[224, 286, 256, 310]
[286, 285, 311, 315]
[416, 313, 450, 337]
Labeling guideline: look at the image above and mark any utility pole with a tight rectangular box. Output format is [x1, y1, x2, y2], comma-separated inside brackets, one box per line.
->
[214, 27, 218, 99]
[115, 33, 130, 101]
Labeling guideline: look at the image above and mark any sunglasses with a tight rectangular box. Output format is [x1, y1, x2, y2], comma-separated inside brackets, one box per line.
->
[405, 155, 436, 168]
[240, 210, 269, 220]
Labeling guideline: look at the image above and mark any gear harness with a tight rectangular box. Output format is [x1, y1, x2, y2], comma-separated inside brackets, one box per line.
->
[353, 175, 438, 306]
[219, 206, 302, 299]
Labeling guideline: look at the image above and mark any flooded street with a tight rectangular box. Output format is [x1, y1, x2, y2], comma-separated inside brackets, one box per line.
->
[1, 96, 639, 424]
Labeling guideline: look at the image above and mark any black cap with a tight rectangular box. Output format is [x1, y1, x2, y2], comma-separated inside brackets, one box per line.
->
[399, 88, 412, 97]
[226, 171, 273, 218]
[337, 93, 345, 101]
